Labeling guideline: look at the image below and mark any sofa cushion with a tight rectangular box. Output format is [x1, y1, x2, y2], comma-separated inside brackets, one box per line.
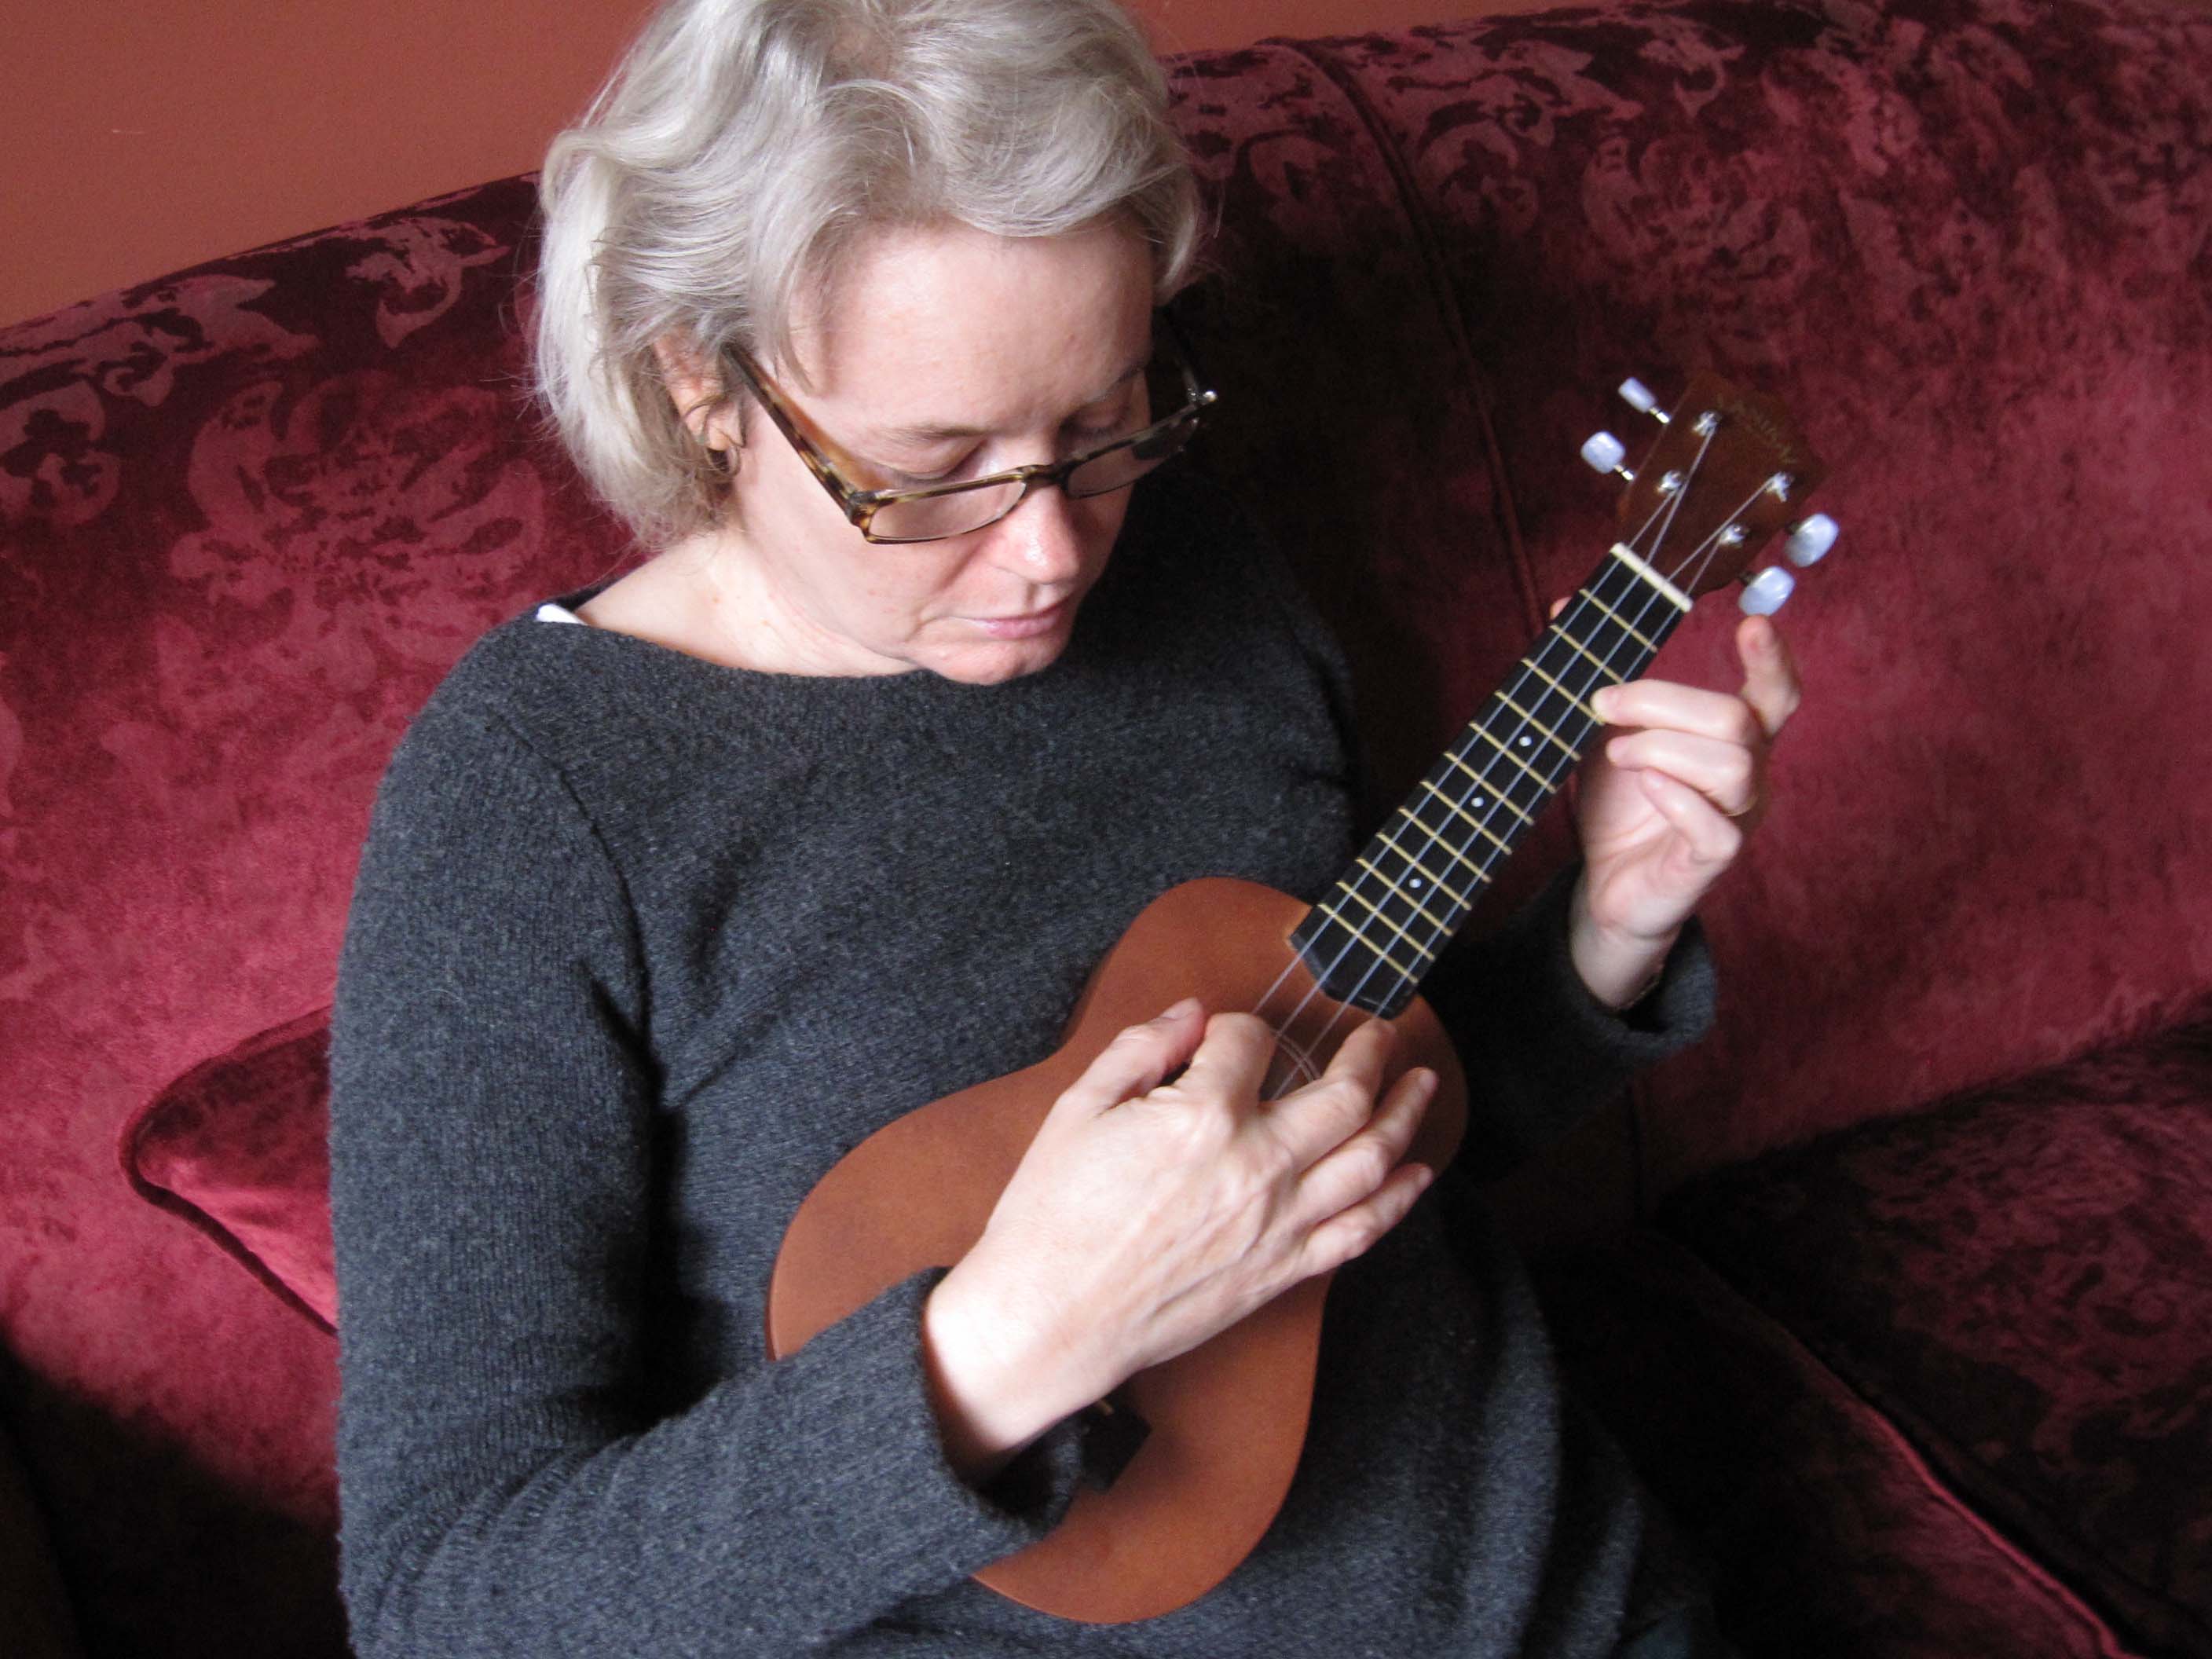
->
[1657, 1010, 2212, 1658]
[1540, 1238, 2129, 1659]
[120, 1009, 337, 1331]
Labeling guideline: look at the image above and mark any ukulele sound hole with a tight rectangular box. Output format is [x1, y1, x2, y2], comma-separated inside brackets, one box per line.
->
[1262, 1034, 1322, 1101]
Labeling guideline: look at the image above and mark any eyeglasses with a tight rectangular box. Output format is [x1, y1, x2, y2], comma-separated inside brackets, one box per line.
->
[719, 321, 1218, 545]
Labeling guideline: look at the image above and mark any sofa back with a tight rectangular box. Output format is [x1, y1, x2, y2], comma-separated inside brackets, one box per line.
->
[1193, 0, 2212, 1199]
[3, 2, 2208, 1653]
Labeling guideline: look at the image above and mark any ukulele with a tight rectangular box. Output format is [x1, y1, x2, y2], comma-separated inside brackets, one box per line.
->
[767, 372, 1834, 1621]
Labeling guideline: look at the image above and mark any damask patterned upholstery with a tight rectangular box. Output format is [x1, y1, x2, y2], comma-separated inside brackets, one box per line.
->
[1540, 1239, 2134, 1659]
[5, 2, 2208, 1654]
[1655, 1009, 2212, 1657]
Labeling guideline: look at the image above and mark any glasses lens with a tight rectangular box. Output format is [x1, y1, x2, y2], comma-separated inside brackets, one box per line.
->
[866, 478, 1027, 544]
[860, 339, 1210, 543]
[1064, 407, 1200, 500]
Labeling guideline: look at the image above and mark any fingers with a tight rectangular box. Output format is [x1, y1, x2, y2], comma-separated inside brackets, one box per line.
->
[1591, 678, 1767, 750]
[1264, 1017, 1399, 1169]
[1602, 727, 1760, 821]
[1584, 617, 1800, 749]
[1291, 1060, 1436, 1229]
[1299, 1155, 1437, 1276]
[1170, 1009, 1295, 1111]
[1632, 767, 1745, 869]
[1153, 1013, 1414, 1181]
[1734, 614, 1802, 739]
[1053, 997, 1208, 1117]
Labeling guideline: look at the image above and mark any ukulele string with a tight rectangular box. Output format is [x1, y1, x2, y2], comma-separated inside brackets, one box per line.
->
[1324, 441, 1785, 1027]
[1242, 442, 1712, 1089]
[1258, 434, 1716, 1057]
[1245, 419, 1749, 1098]
[1241, 478, 1681, 1076]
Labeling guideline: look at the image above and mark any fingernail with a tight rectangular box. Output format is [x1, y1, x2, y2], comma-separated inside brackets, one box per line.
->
[1158, 997, 1200, 1021]
[1592, 687, 1618, 720]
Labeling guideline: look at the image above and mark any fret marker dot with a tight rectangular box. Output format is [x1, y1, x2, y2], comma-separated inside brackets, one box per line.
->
[1518, 736, 1533, 748]
[1409, 877, 1424, 889]
[1472, 798, 1485, 808]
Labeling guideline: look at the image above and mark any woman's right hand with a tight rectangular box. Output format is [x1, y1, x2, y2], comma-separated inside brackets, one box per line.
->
[920, 999, 1437, 1483]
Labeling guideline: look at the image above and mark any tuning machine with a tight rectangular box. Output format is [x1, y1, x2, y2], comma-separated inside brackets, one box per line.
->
[1590, 370, 1834, 617]
[1737, 516, 1842, 614]
[1737, 566, 1795, 616]
[1785, 512, 1838, 567]
[1580, 430, 1632, 482]
[1618, 377, 1671, 423]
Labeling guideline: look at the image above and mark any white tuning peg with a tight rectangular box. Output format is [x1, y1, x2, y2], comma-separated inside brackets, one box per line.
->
[1618, 378, 1669, 421]
[1580, 430, 1628, 477]
[1738, 566, 1796, 617]
[1785, 512, 1839, 567]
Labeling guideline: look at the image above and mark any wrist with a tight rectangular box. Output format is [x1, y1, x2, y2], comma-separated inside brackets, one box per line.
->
[921, 1262, 1102, 1486]
[1568, 877, 1680, 1011]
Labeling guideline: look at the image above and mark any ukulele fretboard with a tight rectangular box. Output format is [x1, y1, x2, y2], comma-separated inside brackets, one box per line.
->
[1290, 546, 1691, 1017]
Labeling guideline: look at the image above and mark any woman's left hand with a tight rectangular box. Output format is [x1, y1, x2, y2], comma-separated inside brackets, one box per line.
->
[1566, 612, 1802, 1007]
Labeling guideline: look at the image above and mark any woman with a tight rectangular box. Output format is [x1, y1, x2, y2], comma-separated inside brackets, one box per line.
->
[329, 1, 1796, 1654]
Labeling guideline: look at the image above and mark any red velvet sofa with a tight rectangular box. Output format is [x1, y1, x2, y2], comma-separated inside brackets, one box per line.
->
[5, 2, 2209, 1654]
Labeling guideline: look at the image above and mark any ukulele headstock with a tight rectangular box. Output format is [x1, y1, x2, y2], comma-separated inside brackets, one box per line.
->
[1581, 372, 1835, 612]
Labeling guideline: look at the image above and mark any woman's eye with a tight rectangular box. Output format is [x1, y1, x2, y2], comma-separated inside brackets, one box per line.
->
[883, 449, 976, 489]
[1068, 407, 1138, 446]
[1071, 386, 1145, 443]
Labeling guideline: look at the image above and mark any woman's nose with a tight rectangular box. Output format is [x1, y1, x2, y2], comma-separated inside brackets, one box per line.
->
[990, 482, 1090, 584]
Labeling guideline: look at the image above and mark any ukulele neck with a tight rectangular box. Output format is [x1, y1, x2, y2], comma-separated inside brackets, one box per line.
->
[1289, 546, 1692, 1018]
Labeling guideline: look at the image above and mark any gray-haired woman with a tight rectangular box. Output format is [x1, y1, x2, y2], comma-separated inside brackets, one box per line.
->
[330, 2, 1789, 1654]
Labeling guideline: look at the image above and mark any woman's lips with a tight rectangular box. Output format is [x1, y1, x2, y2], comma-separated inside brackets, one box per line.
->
[972, 596, 1074, 639]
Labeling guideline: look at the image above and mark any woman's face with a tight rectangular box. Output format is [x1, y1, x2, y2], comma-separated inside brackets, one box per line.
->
[696, 218, 1157, 683]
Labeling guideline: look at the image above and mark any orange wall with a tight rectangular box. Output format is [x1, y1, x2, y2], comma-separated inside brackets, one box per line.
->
[1, 0, 1525, 328]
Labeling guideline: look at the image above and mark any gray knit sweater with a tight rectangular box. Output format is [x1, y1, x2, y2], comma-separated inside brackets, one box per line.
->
[329, 472, 1715, 1658]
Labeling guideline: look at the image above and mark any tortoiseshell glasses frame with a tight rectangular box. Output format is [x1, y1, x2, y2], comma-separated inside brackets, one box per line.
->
[718, 318, 1219, 546]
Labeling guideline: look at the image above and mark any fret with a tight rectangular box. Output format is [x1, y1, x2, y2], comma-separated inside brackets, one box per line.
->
[1577, 585, 1659, 654]
[1303, 902, 1428, 985]
[1290, 543, 1695, 1018]
[1328, 882, 1441, 965]
[1491, 690, 1579, 763]
[1463, 719, 1551, 786]
[1382, 811, 1489, 899]
[1357, 854, 1464, 920]
[1440, 741, 1553, 833]
[1414, 780, 1514, 856]
[1609, 542, 1694, 613]
[1521, 659, 1602, 725]
[1548, 624, 1625, 684]
[1435, 753, 1533, 826]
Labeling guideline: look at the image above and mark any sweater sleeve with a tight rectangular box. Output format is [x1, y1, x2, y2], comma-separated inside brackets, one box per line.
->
[328, 696, 1092, 1658]
[1420, 859, 1716, 1183]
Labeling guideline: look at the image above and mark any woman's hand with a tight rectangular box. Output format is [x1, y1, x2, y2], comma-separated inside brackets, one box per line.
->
[921, 1001, 1435, 1483]
[1566, 612, 1802, 1007]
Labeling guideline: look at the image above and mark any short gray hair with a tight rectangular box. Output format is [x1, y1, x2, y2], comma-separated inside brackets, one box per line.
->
[533, 0, 1203, 548]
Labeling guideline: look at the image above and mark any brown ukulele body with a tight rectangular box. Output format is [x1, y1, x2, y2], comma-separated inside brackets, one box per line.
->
[766, 875, 1468, 1624]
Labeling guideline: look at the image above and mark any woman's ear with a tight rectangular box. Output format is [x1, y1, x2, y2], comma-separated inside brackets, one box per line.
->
[651, 333, 739, 453]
